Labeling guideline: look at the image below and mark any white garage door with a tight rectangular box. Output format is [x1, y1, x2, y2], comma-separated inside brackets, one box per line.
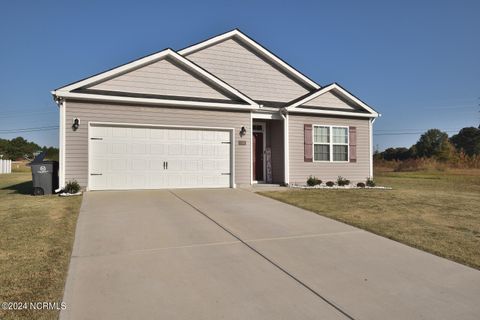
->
[89, 124, 232, 190]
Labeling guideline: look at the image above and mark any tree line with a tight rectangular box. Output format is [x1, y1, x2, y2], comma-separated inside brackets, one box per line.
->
[0, 137, 59, 161]
[375, 127, 480, 162]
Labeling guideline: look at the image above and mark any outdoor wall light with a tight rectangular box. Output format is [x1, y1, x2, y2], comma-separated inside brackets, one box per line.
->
[72, 118, 80, 131]
[240, 126, 247, 137]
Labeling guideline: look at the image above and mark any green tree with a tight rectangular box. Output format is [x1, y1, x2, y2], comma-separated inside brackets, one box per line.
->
[381, 147, 412, 161]
[0, 137, 42, 160]
[414, 129, 453, 160]
[42, 146, 59, 161]
[450, 127, 480, 156]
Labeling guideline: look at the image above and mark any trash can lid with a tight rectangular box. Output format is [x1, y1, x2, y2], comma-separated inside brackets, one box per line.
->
[30, 151, 47, 165]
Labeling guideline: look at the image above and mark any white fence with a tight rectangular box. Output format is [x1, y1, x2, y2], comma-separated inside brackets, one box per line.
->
[0, 159, 12, 174]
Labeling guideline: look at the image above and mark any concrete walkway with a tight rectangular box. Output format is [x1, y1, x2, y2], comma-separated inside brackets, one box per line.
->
[61, 189, 480, 320]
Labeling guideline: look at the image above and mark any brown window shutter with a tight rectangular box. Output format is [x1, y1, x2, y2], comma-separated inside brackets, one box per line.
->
[304, 124, 313, 162]
[349, 126, 357, 163]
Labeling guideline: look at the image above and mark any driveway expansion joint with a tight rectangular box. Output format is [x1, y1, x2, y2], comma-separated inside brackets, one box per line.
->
[169, 190, 357, 320]
[72, 240, 241, 259]
[245, 230, 365, 243]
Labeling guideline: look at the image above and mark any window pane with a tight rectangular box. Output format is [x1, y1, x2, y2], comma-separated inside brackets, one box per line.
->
[314, 126, 329, 143]
[314, 144, 330, 161]
[332, 127, 348, 144]
[333, 145, 348, 161]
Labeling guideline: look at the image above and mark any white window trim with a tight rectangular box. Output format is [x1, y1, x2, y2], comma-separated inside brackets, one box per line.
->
[312, 125, 350, 163]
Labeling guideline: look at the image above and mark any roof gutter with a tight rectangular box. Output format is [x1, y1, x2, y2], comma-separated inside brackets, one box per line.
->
[280, 106, 378, 119]
[52, 91, 259, 111]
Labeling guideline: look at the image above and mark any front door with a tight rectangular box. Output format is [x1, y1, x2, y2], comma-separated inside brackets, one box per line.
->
[253, 131, 264, 181]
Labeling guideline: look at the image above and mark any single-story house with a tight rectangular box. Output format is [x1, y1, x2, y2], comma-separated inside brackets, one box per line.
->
[52, 29, 379, 191]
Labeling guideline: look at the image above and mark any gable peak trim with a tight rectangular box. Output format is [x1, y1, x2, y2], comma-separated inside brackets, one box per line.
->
[284, 83, 379, 117]
[52, 48, 258, 107]
[178, 29, 321, 91]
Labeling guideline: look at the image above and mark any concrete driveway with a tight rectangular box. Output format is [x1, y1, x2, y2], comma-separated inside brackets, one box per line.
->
[62, 189, 480, 320]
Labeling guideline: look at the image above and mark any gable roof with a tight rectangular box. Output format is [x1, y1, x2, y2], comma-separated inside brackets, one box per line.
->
[52, 48, 258, 109]
[178, 29, 321, 91]
[284, 83, 379, 118]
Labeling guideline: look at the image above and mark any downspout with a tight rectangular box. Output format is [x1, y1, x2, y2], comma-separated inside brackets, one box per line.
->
[53, 95, 65, 192]
[369, 117, 377, 179]
[280, 108, 289, 185]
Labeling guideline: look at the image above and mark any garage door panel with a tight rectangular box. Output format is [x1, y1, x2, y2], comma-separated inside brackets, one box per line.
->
[216, 131, 230, 141]
[131, 127, 147, 138]
[167, 144, 183, 155]
[150, 128, 165, 139]
[111, 143, 127, 154]
[148, 173, 166, 187]
[89, 125, 232, 190]
[168, 129, 183, 140]
[216, 145, 230, 157]
[185, 130, 201, 140]
[90, 158, 108, 173]
[131, 143, 147, 154]
[185, 144, 201, 156]
[202, 145, 215, 156]
[132, 159, 148, 171]
[150, 144, 166, 154]
[131, 175, 147, 188]
[91, 141, 107, 154]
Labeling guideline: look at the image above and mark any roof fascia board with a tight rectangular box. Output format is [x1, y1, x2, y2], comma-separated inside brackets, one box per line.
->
[285, 84, 335, 110]
[53, 91, 257, 111]
[287, 107, 379, 118]
[285, 83, 379, 117]
[330, 84, 379, 115]
[178, 29, 321, 90]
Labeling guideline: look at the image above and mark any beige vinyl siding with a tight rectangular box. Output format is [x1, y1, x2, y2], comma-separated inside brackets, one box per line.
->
[90, 58, 230, 100]
[185, 38, 310, 103]
[64, 100, 251, 187]
[303, 91, 357, 110]
[288, 114, 370, 184]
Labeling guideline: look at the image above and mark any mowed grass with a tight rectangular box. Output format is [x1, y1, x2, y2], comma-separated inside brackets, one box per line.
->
[0, 173, 82, 320]
[260, 169, 480, 270]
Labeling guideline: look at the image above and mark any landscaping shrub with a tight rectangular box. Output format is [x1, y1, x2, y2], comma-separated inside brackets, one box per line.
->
[357, 182, 366, 188]
[336, 176, 350, 186]
[64, 180, 81, 194]
[366, 177, 376, 187]
[306, 176, 322, 186]
[326, 181, 335, 187]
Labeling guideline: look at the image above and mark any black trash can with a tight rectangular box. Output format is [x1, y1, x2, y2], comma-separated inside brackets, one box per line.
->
[30, 152, 59, 195]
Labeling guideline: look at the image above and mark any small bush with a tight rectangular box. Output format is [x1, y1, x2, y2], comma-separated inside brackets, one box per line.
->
[366, 177, 376, 187]
[326, 181, 335, 187]
[357, 182, 366, 188]
[64, 180, 81, 194]
[336, 176, 350, 186]
[306, 176, 322, 186]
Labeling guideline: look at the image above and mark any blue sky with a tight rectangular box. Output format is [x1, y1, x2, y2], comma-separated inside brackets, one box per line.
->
[0, 0, 478, 150]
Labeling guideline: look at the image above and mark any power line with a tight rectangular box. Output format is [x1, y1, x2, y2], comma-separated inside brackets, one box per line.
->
[0, 107, 57, 116]
[374, 130, 459, 136]
[0, 111, 57, 119]
[375, 127, 461, 132]
[0, 126, 59, 133]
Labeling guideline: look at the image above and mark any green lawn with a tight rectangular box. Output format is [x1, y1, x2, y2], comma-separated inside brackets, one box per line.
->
[0, 173, 82, 320]
[260, 169, 480, 270]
